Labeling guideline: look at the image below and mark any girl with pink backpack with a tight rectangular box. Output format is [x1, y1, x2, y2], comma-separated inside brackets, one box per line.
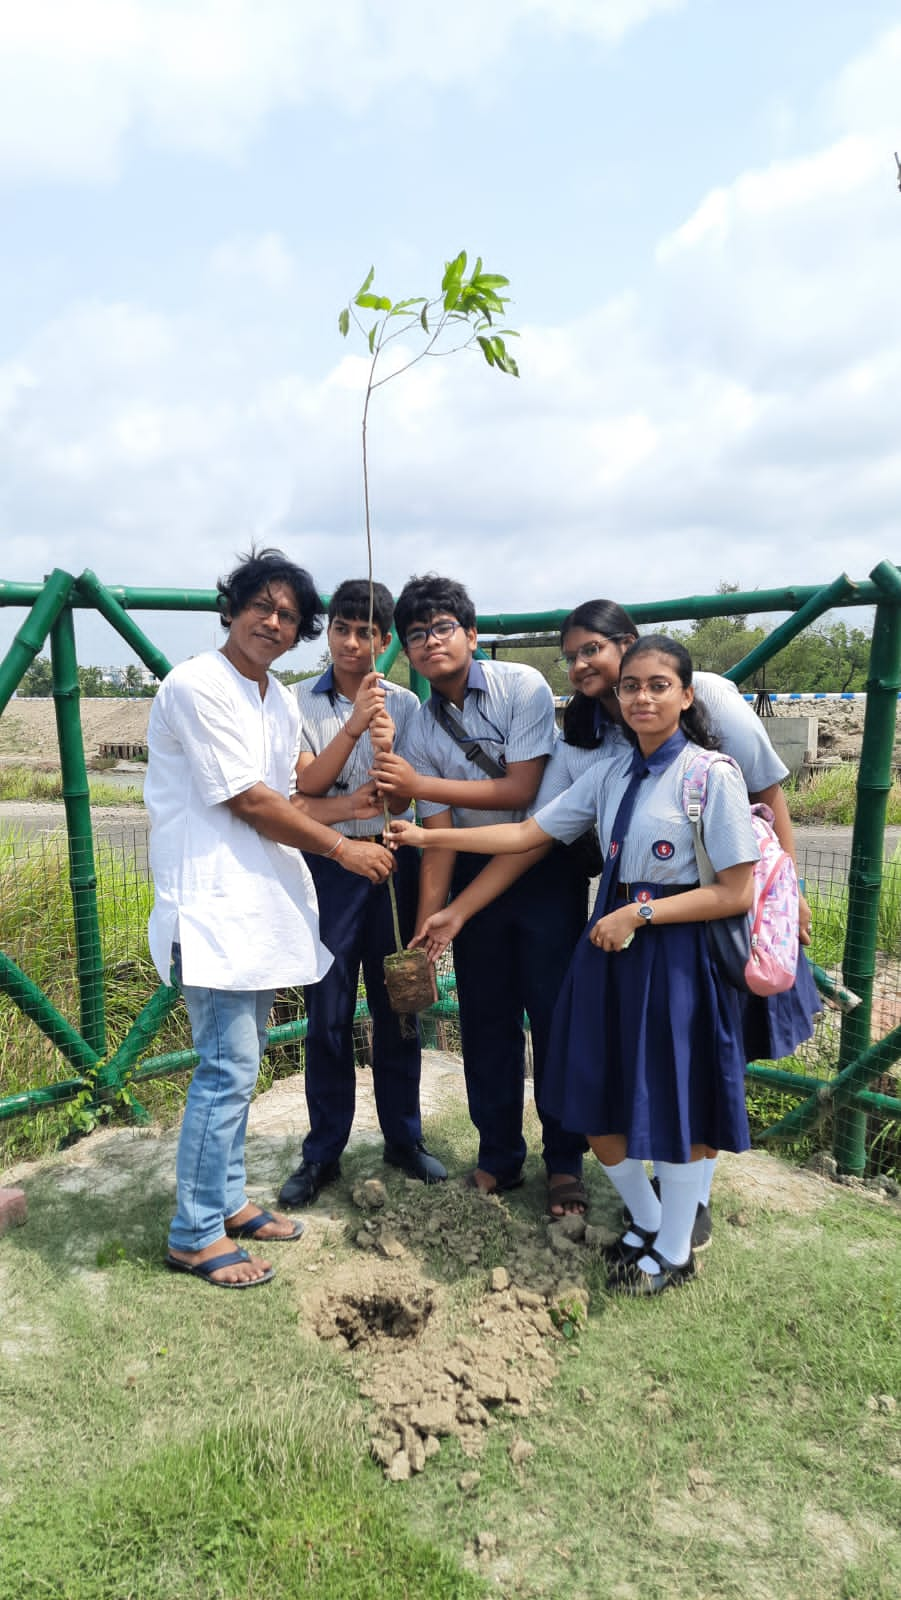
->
[389, 636, 763, 1295]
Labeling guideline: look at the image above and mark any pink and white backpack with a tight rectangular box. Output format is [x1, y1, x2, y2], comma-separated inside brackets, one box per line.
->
[682, 752, 800, 997]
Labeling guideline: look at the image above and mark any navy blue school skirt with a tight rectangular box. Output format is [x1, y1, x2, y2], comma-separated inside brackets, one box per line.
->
[739, 948, 821, 1062]
[541, 881, 752, 1163]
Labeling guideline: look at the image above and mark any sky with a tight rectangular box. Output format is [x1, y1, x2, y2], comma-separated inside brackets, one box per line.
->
[1, 0, 899, 674]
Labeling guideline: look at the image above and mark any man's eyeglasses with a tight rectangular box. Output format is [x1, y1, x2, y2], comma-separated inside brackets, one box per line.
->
[614, 678, 677, 701]
[405, 619, 461, 649]
[248, 597, 300, 629]
[556, 641, 605, 669]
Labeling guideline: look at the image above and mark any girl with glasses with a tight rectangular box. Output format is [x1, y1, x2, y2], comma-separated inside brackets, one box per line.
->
[390, 636, 760, 1294]
[408, 597, 820, 1234]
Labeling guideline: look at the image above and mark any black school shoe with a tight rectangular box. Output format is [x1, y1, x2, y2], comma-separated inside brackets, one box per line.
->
[277, 1158, 341, 1209]
[383, 1141, 448, 1183]
[607, 1246, 697, 1296]
[623, 1178, 712, 1253]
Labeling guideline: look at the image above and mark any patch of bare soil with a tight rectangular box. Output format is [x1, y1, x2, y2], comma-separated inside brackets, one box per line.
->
[300, 1173, 603, 1480]
[0, 698, 151, 765]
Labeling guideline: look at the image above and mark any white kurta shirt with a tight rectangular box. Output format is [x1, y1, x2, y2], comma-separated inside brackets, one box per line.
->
[146, 650, 332, 990]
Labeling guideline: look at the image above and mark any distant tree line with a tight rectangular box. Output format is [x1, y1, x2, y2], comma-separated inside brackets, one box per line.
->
[671, 583, 871, 693]
[13, 593, 874, 700]
[16, 659, 158, 697]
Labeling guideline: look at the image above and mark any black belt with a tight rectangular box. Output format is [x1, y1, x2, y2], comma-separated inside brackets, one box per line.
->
[615, 882, 697, 901]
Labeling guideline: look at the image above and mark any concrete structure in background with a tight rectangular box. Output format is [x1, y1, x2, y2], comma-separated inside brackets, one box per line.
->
[765, 715, 819, 778]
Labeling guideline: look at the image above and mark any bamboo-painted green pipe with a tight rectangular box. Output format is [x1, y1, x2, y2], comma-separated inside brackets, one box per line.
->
[725, 574, 857, 686]
[0, 951, 99, 1077]
[1, 576, 894, 622]
[123, 981, 461, 1086]
[870, 558, 901, 603]
[0, 1079, 91, 1121]
[745, 1059, 900, 1113]
[75, 571, 172, 682]
[0, 568, 75, 715]
[92, 983, 182, 1095]
[832, 577, 901, 1171]
[374, 633, 402, 674]
[762, 1019, 901, 1144]
[472, 580, 887, 637]
[49, 610, 106, 1057]
[809, 964, 861, 1014]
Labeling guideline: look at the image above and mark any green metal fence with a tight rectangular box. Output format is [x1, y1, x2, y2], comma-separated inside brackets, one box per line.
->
[2, 563, 901, 1175]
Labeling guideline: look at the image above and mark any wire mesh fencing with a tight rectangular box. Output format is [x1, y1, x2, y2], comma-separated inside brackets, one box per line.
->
[1, 826, 899, 1181]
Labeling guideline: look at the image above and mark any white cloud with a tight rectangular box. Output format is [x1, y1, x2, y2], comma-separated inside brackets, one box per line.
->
[0, 0, 682, 183]
[210, 233, 296, 292]
[4, 19, 901, 669]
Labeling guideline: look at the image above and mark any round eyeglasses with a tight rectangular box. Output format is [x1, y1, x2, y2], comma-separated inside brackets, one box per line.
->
[614, 677, 677, 701]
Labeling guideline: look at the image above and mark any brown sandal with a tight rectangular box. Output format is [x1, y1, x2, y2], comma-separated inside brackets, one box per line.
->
[547, 1177, 589, 1217]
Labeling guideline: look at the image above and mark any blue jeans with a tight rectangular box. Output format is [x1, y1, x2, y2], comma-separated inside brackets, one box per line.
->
[168, 951, 275, 1252]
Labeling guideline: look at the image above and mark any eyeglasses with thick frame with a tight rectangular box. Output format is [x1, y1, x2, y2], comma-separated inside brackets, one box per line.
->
[556, 641, 607, 669]
[248, 596, 301, 629]
[404, 619, 462, 650]
[614, 677, 679, 701]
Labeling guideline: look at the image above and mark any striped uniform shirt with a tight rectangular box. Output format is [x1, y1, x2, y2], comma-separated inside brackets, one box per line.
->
[404, 658, 557, 829]
[532, 670, 788, 814]
[295, 665, 419, 839]
[534, 730, 759, 884]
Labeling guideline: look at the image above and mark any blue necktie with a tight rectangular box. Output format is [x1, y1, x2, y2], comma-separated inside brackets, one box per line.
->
[596, 754, 650, 907]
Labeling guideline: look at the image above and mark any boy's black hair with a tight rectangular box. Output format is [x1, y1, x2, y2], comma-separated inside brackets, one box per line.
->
[560, 597, 640, 749]
[327, 579, 395, 636]
[216, 547, 325, 648]
[619, 634, 719, 750]
[393, 574, 477, 646]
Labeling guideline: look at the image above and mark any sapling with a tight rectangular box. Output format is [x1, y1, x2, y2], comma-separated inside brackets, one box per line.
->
[339, 251, 519, 1013]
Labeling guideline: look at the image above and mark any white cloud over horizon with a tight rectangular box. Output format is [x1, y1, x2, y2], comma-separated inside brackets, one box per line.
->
[1, 5, 899, 671]
[0, 0, 682, 184]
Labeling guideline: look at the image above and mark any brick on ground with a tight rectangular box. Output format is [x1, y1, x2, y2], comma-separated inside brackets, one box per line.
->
[0, 1188, 27, 1235]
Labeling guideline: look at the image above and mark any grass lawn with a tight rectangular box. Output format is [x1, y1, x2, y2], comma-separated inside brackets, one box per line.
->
[2, 1099, 899, 1600]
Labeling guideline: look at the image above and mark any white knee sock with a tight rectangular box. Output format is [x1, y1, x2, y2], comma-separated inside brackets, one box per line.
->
[601, 1157, 661, 1244]
[698, 1156, 718, 1208]
[641, 1160, 705, 1271]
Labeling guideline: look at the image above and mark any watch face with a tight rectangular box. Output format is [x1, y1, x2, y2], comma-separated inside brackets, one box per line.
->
[637, 903, 654, 921]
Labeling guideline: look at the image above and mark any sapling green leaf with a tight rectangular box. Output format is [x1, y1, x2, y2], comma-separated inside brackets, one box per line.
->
[337, 249, 518, 951]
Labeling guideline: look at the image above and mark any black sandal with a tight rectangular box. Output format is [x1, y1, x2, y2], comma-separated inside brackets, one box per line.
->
[601, 1223, 657, 1267]
[607, 1245, 696, 1296]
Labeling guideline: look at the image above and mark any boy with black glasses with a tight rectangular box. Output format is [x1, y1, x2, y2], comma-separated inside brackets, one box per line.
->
[372, 574, 585, 1203]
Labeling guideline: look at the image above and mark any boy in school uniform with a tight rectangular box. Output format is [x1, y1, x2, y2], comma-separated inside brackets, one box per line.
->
[371, 574, 586, 1200]
[278, 579, 447, 1209]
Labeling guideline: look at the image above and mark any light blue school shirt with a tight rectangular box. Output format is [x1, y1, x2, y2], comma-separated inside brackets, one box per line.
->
[532, 670, 788, 814]
[534, 732, 759, 884]
[404, 658, 556, 828]
[296, 665, 418, 838]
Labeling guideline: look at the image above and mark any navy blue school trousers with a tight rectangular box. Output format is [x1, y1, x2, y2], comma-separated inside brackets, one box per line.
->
[301, 844, 423, 1164]
[450, 848, 588, 1179]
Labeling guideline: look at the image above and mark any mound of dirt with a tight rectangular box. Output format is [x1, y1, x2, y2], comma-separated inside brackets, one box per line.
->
[302, 1177, 597, 1480]
[0, 698, 152, 765]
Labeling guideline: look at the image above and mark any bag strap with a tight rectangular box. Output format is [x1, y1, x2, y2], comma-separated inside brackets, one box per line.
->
[681, 751, 742, 888]
[427, 697, 507, 779]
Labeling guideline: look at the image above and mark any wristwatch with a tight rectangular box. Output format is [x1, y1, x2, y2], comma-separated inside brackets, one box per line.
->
[636, 903, 654, 924]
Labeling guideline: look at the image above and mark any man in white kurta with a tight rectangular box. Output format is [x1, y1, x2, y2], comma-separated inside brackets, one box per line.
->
[146, 550, 394, 1288]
